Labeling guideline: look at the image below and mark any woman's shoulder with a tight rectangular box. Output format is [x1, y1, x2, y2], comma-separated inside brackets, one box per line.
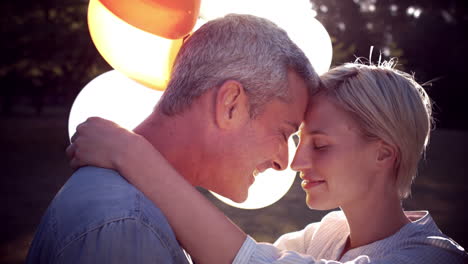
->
[400, 211, 466, 256]
[344, 210, 468, 262]
[277, 211, 347, 237]
[402, 211, 454, 241]
[274, 211, 349, 256]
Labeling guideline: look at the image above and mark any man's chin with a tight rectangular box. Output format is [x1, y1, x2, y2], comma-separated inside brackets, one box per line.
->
[229, 194, 248, 204]
[221, 189, 248, 204]
[208, 185, 249, 204]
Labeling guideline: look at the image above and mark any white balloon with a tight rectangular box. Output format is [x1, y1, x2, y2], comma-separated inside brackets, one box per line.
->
[200, 0, 332, 75]
[274, 10, 333, 75]
[210, 137, 298, 209]
[68, 70, 163, 140]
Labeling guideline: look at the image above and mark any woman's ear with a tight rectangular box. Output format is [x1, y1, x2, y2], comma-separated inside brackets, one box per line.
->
[376, 140, 398, 169]
[214, 80, 249, 129]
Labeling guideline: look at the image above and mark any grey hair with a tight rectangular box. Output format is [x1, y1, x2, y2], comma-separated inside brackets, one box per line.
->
[319, 61, 433, 199]
[158, 14, 319, 117]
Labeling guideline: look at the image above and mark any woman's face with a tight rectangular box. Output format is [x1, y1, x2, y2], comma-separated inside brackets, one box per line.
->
[291, 95, 382, 210]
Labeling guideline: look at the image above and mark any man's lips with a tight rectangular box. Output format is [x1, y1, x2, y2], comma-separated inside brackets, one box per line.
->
[251, 166, 269, 184]
[253, 166, 268, 177]
[253, 169, 260, 177]
[250, 169, 261, 185]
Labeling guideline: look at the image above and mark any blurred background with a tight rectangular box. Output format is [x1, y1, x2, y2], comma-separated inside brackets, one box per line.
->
[1, 0, 467, 263]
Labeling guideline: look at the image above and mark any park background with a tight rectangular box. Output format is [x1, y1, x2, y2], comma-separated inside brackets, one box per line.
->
[1, 0, 467, 263]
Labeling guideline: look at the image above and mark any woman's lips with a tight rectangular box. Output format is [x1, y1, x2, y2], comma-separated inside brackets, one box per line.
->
[301, 179, 326, 189]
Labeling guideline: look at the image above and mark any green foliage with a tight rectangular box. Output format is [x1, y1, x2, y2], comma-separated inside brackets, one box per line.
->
[330, 37, 356, 66]
[1, 0, 110, 114]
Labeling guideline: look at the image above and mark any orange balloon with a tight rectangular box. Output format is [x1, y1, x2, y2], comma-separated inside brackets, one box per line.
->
[88, 0, 183, 90]
[99, 0, 200, 39]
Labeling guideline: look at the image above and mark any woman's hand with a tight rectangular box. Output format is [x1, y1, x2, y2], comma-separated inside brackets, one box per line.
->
[66, 117, 148, 172]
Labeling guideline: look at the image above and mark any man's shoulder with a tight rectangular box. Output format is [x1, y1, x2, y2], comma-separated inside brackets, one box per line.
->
[50, 166, 175, 243]
[56, 166, 145, 216]
[27, 166, 190, 263]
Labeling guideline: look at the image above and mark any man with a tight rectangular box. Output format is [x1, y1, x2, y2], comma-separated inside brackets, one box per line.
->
[26, 14, 319, 263]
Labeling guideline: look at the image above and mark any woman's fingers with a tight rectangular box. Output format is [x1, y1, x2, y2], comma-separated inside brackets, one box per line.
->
[70, 131, 78, 143]
[67, 142, 81, 170]
[66, 116, 133, 171]
[66, 143, 76, 160]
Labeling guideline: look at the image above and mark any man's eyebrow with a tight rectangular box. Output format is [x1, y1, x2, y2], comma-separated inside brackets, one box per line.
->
[285, 121, 300, 132]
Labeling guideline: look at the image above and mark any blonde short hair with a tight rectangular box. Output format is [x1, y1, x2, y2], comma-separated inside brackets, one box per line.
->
[319, 61, 432, 199]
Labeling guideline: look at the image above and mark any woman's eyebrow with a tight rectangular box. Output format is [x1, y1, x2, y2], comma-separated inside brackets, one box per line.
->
[305, 129, 328, 136]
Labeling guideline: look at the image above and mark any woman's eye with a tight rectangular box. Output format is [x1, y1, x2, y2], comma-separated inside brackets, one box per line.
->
[312, 139, 328, 150]
[313, 144, 327, 150]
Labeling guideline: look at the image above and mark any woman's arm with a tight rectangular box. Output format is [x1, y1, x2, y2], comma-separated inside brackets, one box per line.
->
[67, 117, 246, 264]
[116, 135, 247, 264]
[68, 118, 456, 264]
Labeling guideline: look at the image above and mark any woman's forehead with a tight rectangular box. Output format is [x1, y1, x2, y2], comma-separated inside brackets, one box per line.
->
[302, 95, 358, 135]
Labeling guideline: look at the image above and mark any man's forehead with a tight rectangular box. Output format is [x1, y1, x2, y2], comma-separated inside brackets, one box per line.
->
[280, 99, 308, 133]
[286, 74, 310, 120]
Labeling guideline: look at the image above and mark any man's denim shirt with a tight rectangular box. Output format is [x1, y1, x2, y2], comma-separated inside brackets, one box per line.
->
[26, 166, 191, 264]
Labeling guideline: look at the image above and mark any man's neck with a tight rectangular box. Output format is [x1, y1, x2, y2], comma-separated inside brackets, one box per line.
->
[133, 109, 205, 186]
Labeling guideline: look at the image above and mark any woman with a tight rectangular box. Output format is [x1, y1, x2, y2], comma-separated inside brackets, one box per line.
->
[67, 62, 467, 263]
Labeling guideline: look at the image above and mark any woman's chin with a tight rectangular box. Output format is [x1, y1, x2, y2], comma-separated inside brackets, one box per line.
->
[305, 195, 338, 211]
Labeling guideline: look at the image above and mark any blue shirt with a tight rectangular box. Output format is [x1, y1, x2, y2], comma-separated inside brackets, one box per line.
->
[26, 166, 191, 264]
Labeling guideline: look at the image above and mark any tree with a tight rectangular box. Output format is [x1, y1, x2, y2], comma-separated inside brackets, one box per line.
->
[0, 0, 110, 115]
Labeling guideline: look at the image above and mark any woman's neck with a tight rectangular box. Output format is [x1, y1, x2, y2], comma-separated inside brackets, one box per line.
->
[340, 188, 410, 257]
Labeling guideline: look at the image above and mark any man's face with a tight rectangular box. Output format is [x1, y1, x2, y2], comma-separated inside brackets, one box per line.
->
[209, 70, 309, 202]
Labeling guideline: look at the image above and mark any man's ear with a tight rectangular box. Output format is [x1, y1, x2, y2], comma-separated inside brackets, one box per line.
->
[376, 140, 398, 169]
[215, 80, 249, 129]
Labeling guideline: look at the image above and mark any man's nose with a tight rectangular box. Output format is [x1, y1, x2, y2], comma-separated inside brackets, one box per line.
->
[271, 143, 289, 171]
